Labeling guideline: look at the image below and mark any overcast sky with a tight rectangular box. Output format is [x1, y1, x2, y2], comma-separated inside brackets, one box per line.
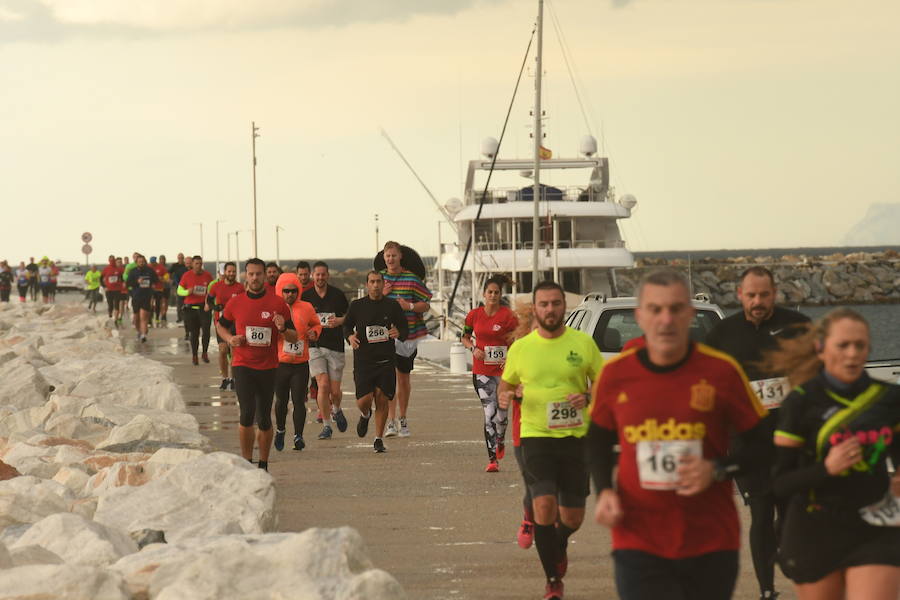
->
[2, 0, 898, 264]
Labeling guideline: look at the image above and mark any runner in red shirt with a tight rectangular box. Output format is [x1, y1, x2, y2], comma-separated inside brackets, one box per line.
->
[149, 256, 169, 328]
[216, 258, 297, 471]
[462, 276, 518, 472]
[588, 269, 768, 600]
[101, 255, 126, 326]
[178, 255, 214, 365]
[207, 261, 245, 390]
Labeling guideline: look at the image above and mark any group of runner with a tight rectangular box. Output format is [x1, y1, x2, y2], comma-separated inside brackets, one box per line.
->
[459, 266, 899, 600]
[0, 257, 61, 303]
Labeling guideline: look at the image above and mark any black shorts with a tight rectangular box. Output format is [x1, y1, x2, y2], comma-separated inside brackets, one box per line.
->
[520, 436, 589, 507]
[779, 501, 900, 583]
[106, 290, 122, 304]
[354, 361, 397, 400]
[613, 549, 739, 600]
[153, 290, 165, 301]
[395, 349, 417, 374]
[132, 294, 152, 312]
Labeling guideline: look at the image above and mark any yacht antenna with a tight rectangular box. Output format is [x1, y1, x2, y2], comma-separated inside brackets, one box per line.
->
[380, 128, 458, 231]
[531, 0, 544, 290]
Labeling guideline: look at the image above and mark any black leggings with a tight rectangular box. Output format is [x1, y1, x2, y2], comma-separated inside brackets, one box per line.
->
[747, 492, 779, 594]
[233, 366, 276, 430]
[184, 306, 211, 355]
[17, 285, 28, 300]
[613, 549, 739, 600]
[106, 291, 119, 316]
[0, 288, 9, 302]
[275, 362, 309, 435]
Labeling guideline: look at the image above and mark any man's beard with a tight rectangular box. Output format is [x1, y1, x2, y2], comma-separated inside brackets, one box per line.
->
[536, 313, 563, 332]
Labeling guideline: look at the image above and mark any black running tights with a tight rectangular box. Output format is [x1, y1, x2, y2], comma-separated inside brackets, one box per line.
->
[184, 306, 211, 355]
[747, 492, 778, 595]
[275, 362, 309, 435]
[233, 366, 276, 430]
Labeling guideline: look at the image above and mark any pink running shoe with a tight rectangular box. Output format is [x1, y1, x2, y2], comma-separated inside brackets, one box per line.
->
[517, 519, 534, 549]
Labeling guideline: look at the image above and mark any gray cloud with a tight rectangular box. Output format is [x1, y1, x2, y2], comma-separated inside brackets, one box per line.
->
[0, 0, 503, 44]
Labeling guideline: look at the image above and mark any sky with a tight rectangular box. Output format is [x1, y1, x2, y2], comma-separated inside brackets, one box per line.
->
[2, 0, 899, 264]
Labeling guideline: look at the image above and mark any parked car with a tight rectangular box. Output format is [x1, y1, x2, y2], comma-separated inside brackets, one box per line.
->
[564, 293, 725, 361]
[56, 263, 85, 291]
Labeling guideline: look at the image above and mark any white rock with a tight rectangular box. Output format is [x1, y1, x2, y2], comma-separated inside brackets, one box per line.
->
[96, 413, 210, 453]
[9, 543, 64, 566]
[0, 357, 49, 409]
[112, 529, 405, 600]
[43, 412, 111, 445]
[147, 447, 205, 466]
[0, 475, 73, 529]
[0, 564, 129, 599]
[53, 465, 93, 495]
[94, 452, 275, 542]
[0, 540, 12, 568]
[12, 512, 138, 567]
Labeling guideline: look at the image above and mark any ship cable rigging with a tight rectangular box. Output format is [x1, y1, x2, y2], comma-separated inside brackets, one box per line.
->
[446, 23, 537, 318]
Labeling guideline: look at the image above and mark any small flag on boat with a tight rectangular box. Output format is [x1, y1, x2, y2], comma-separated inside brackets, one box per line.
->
[539, 146, 552, 159]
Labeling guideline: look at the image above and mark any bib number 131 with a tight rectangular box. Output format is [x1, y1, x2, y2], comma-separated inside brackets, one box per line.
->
[636, 440, 702, 491]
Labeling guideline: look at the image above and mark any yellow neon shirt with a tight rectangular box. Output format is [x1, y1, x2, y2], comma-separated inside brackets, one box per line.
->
[502, 327, 603, 438]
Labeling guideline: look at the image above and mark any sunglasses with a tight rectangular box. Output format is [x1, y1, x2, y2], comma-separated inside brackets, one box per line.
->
[282, 288, 299, 294]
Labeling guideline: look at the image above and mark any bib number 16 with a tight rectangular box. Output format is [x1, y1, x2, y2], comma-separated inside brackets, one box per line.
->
[636, 439, 702, 491]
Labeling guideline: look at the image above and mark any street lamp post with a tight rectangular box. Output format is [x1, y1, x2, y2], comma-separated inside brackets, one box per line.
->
[275, 226, 285, 267]
[215, 220, 226, 270]
[194, 222, 204, 257]
[251, 122, 260, 258]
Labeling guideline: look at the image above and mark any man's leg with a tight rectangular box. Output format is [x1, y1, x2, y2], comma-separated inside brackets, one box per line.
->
[315, 372, 334, 434]
[255, 368, 277, 465]
[199, 310, 212, 355]
[184, 308, 200, 357]
[218, 343, 230, 378]
[234, 367, 256, 461]
[139, 308, 150, 336]
[747, 492, 778, 597]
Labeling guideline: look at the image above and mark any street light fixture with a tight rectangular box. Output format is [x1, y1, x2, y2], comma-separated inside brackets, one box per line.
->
[275, 225, 286, 267]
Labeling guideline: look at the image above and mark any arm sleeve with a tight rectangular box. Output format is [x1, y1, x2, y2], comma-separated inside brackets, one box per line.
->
[342, 302, 355, 340]
[586, 423, 618, 492]
[463, 310, 475, 336]
[280, 303, 295, 331]
[716, 420, 772, 478]
[177, 285, 190, 297]
[501, 344, 520, 385]
[337, 291, 349, 316]
[772, 445, 829, 498]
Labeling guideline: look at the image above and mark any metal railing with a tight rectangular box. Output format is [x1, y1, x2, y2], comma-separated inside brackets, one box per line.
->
[467, 185, 611, 205]
[471, 239, 626, 251]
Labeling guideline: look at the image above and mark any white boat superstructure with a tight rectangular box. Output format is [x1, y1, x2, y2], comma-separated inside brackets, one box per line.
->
[433, 149, 636, 317]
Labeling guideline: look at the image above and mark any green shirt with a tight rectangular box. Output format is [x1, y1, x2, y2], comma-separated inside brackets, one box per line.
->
[84, 270, 101, 290]
[502, 327, 603, 439]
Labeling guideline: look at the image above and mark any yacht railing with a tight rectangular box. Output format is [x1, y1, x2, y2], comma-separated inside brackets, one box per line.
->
[466, 185, 611, 205]
[472, 239, 626, 251]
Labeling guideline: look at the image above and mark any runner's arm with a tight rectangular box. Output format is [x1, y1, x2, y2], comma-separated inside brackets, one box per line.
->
[710, 420, 770, 482]
[586, 423, 617, 492]
[394, 302, 409, 341]
[771, 441, 828, 497]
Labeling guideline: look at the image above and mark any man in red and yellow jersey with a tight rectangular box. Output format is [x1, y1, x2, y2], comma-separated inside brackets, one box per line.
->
[587, 269, 769, 600]
[207, 261, 245, 390]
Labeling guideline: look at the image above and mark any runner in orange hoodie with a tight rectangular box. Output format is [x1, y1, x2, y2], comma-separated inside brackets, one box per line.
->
[273, 272, 323, 451]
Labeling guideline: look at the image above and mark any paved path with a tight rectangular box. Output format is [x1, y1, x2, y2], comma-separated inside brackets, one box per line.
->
[124, 317, 795, 600]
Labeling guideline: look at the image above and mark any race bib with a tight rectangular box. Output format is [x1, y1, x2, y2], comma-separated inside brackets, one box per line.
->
[108, 275, 118, 283]
[139, 277, 151, 288]
[40, 275, 49, 283]
[193, 285, 207, 295]
[365, 325, 389, 343]
[546, 400, 583, 430]
[284, 340, 305, 355]
[246, 325, 272, 347]
[636, 440, 702, 490]
[483, 345, 508, 365]
[860, 493, 900, 527]
[318, 312, 335, 326]
[751, 377, 789, 410]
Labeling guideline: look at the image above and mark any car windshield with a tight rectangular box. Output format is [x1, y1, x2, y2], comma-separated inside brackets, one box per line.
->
[592, 308, 721, 352]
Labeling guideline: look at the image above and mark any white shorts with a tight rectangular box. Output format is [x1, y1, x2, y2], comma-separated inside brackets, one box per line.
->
[309, 347, 346, 381]
[394, 338, 420, 358]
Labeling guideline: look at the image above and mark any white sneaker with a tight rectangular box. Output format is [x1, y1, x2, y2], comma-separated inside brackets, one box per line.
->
[399, 418, 410, 438]
[384, 420, 398, 438]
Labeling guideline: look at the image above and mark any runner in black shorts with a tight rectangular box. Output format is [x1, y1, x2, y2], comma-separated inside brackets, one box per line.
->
[125, 254, 158, 343]
[771, 308, 900, 600]
[343, 271, 407, 453]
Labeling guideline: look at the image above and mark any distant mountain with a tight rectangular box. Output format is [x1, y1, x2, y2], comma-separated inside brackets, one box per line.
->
[843, 203, 900, 246]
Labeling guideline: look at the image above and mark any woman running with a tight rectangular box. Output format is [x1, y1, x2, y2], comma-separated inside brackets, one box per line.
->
[769, 308, 900, 600]
[462, 276, 518, 472]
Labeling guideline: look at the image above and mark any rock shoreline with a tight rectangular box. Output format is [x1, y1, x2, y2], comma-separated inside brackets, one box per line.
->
[0, 304, 404, 599]
[615, 250, 900, 307]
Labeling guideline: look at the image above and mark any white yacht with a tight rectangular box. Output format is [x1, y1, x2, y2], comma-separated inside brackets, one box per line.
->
[433, 135, 637, 316]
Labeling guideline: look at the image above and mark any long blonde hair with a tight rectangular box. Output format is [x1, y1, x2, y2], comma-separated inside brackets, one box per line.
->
[760, 308, 869, 386]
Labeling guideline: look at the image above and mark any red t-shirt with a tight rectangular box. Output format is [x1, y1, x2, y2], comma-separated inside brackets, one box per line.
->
[101, 265, 125, 292]
[221, 290, 293, 371]
[150, 263, 168, 291]
[590, 343, 766, 559]
[209, 280, 245, 323]
[464, 305, 518, 377]
[180, 270, 213, 306]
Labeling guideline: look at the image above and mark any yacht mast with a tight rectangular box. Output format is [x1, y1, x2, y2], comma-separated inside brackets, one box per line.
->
[531, 0, 544, 291]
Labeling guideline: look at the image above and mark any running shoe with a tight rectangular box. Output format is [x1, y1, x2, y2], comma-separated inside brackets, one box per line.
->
[543, 578, 564, 600]
[356, 413, 370, 438]
[191, 354, 199, 366]
[274, 430, 285, 451]
[315, 411, 323, 424]
[517, 520, 534, 549]
[496, 441, 506, 460]
[399, 417, 410, 438]
[384, 420, 398, 438]
[334, 409, 348, 433]
[140, 334, 147, 343]
[760, 592, 780, 600]
[318, 425, 333, 440]
[293, 434, 305, 451]
[485, 460, 499, 473]
[201, 352, 209, 363]
[228, 378, 235, 390]
[219, 378, 229, 390]
[373, 438, 386, 453]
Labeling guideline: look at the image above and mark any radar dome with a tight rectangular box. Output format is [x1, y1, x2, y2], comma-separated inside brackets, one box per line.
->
[619, 194, 637, 210]
[445, 197, 463, 216]
[579, 135, 598, 157]
[481, 137, 499, 159]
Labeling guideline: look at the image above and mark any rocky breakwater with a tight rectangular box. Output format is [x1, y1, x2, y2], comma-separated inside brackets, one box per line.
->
[616, 250, 900, 307]
[0, 304, 405, 599]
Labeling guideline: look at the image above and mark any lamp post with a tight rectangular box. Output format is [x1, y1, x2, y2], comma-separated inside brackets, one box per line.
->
[215, 220, 226, 270]
[226, 232, 234, 262]
[275, 225, 285, 267]
[194, 222, 204, 257]
[251, 122, 260, 258]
